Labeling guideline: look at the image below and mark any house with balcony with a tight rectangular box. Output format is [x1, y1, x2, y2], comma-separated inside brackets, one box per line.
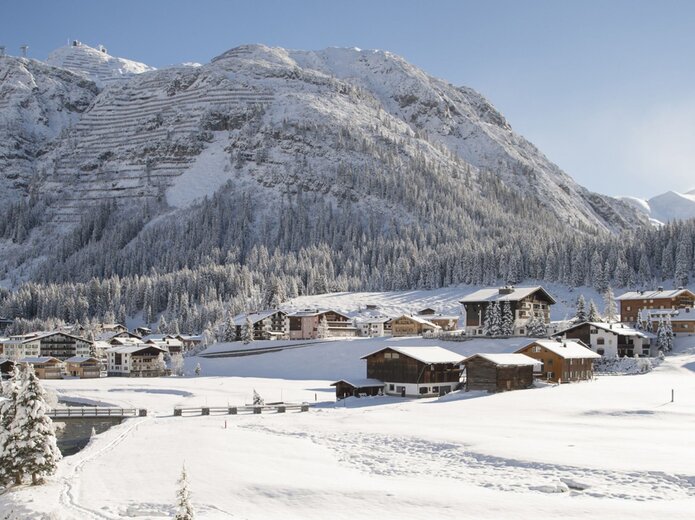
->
[618, 287, 695, 325]
[553, 322, 653, 357]
[233, 310, 289, 340]
[106, 344, 167, 377]
[288, 309, 355, 339]
[460, 286, 556, 336]
[515, 339, 601, 383]
[19, 357, 63, 379]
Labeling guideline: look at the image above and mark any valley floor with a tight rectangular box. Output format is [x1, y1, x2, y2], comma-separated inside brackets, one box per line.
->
[2, 336, 695, 519]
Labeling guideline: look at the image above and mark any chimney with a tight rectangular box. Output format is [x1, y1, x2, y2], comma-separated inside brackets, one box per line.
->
[657, 286, 664, 291]
[677, 286, 684, 290]
[498, 286, 514, 295]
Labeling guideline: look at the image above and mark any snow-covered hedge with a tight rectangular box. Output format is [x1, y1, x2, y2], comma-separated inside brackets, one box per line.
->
[594, 356, 662, 376]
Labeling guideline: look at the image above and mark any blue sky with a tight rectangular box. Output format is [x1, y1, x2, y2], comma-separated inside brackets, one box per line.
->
[2, 0, 695, 198]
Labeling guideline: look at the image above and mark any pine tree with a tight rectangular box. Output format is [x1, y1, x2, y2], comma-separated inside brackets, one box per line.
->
[526, 317, 547, 338]
[174, 464, 195, 520]
[486, 301, 502, 336]
[664, 315, 674, 352]
[587, 300, 600, 322]
[0, 365, 22, 486]
[194, 363, 201, 376]
[635, 309, 644, 330]
[241, 316, 254, 344]
[222, 312, 237, 343]
[656, 318, 667, 353]
[252, 389, 264, 406]
[575, 294, 587, 322]
[317, 315, 330, 339]
[501, 300, 514, 336]
[4, 363, 62, 485]
[603, 287, 618, 323]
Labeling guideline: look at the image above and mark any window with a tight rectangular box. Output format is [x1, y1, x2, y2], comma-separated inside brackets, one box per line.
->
[389, 384, 395, 391]
[597, 348, 605, 356]
[432, 386, 439, 393]
[519, 329, 525, 335]
[597, 338, 605, 345]
[532, 346, 541, 353]
[547, 358, 553, 365]
[419, 387, 429, 395]
[385, 352, 400, 359]
[626, 306, 631, 311]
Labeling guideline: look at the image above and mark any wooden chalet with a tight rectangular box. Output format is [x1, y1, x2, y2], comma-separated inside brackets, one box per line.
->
[553, 322, 652, 358]
[143, 334, 184, 354]
[617, 288, 695, 325]
[330, 378, 385, 400]
[460, 286, 556, 336]
[0, 317, 13, 334]
[463, 353, 540, 393]
[64, 356, 102, 378]
[175, 334, 204, 349]
[416, 309, 459, 331]
[36, 331, 93, 361]
[644, 307, 695, 335]
[515, 339, 601, 383]
[106, 344, 167, 377]
[288, 309, 355, 340]
[233, 310, 289, 340]
[390, 315, 441, 337]
[361, 346, 462, 397]
[19, 357, 63, 379]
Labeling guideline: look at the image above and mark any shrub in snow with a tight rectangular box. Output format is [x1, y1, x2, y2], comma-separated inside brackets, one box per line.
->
[252, 389, 264, 406]
[174, 464, 195, 520]
[594, 357, 661, 375]
[170, 354, 184, 376]
[317, 315, 330, 339]
[194, 363, 201, 376]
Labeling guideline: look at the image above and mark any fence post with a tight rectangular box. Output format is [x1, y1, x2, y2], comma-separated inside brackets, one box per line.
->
[277, 405, 286, 413]
[201, 407, 210, 416]
[174, 408, 182, 417]
[301, 404, 309, 412]
[253, 406, 262, 414]
[228, 407, 237, 415]
[139, 409, 147, 417]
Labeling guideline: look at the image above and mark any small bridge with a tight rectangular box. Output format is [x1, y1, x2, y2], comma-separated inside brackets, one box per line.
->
[47, 407, 147, 419]
[174, 403, 309, 417]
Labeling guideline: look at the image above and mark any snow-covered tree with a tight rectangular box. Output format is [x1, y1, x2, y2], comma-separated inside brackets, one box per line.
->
[252, 389, 264, 406]
[664, 315, 674, 352]
[603, 287, 618, 323]
[635, 308, 644, 330]
[2, 363, 62, 485]
[194, 363, 201, 376]
[241, 316, 254, 344]
[170, 354, 184, 376]
[656, 318, 668, 353]
[174, 464, 195, 520]
[0, 365, 22, 486]
[501, 300, 514, 336]
[587, 300, 601, 322]
[317, 315, 330, 339]
[575, 294, 587, 323]
[526, 317, 547, 338]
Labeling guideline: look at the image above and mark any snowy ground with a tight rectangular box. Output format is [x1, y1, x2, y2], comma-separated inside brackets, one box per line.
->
[2, 336, 695, 519]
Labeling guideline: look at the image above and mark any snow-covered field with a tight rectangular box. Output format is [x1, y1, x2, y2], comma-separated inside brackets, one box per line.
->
[2, 335, 695, 519]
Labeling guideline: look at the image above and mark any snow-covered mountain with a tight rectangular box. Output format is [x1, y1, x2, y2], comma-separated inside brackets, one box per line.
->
[0, 43, 648, 282]
[617, 190, 695, 224]
[46, 41, 155, 88]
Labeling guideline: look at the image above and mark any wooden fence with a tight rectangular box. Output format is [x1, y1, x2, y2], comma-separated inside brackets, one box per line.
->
[173, 403, 309, 417]
[47, 407, 147, 418]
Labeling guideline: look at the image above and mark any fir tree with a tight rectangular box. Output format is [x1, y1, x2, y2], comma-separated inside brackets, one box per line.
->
[252, 389, 264, 406]
[587, 300, 601, 322]
[4, 363, 62, 485]
[222, 312, 237, 343]
[317, 315, 330, 339]
[0, 365, 22, 486]
[241, 316, 254, 344]
[575, 294, 587, 323]
[174, 464, 195, 520]
[194, 363, 201, 376]
[603, 287, 618, 323]
[501, 300, 514, 336]
[664, 315, 674, 352]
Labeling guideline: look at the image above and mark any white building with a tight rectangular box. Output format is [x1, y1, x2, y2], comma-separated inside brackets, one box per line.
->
[353, 316, 390, 337]
[106, 344, 167, 377]
[553, 322, 654, 358]
[1, 336, 41, 360]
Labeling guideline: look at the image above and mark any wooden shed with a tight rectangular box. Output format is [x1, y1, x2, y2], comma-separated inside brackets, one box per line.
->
[0, 358, 15, 379]
[330, 379, 384, 400]
[463, 353, 540, 393]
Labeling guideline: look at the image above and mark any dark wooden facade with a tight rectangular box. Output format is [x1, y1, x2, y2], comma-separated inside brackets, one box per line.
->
[363, 348, 460, 385]
[516, 343, 596, 383]
[620, 290, 695, 323]
[463, 356, 535, 393]
[331, 380, 384, 400]
[0, 358, 15, 379]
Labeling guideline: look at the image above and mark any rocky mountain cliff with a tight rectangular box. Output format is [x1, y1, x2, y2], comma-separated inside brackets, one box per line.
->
[0, 43, 647, 283]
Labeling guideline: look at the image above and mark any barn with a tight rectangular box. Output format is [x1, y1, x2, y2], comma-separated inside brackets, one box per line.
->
[515, 339, 601, 383]
[330, 379, 384, 400]
[463, 353, 540, 393]
[361, 346, 463, 397]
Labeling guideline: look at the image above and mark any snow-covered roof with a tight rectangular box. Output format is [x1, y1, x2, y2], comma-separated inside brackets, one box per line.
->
[330, 378, 384, 388]
[111, 337, 144, 345]
[106, 345, 166, 354]
[0, 357, 14, 365]
[616, 288, 695, 300]
[64, 356, 99, 363]
[361, 346, 463, 364]
[519, 340, 601, 359]
[421, 314, 459, 321]
[353, 316, 391, 324]
[18, 356, 61, 364]
[288, 309, 350, 319]
[459, 286, 556, 304]
[465, 353, 541, 366]
[555, 322, 648, 338]
[393, 315, 441, 328]
[233, 310, 285, 326]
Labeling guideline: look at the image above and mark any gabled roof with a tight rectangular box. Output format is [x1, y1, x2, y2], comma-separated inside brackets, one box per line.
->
[233, 309, 286, 326]
[464, 353, 541, 366]
[361, 346, 463, 364]
[32, 331, 93, 344]
[617, 288, 695, 301]
[287, 309, 350, 319]
[518, 339, 601, 359]
[354, 316, 391, 324]
[392, 315, 441, 328]
[19, 356, 61, 364]
[106, 344, 166, 354]
[0, 357, 15, 365]
[330, 378, 384, 388]
[554, 321, 648, 338]
[64, 356, 100, 363]
[459, 286, 556, 304]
